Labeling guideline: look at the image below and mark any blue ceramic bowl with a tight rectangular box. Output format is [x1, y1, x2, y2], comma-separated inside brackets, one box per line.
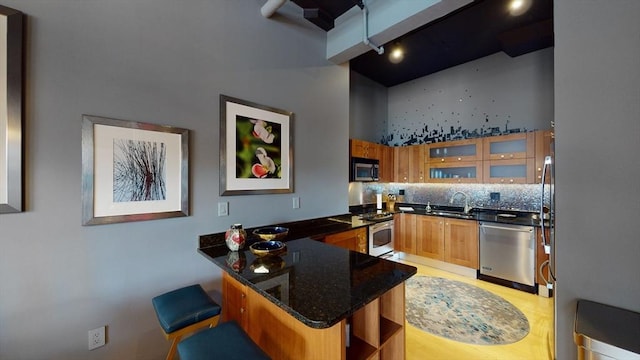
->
[249, 240, 286, 257]
[252, 226, 289, 241]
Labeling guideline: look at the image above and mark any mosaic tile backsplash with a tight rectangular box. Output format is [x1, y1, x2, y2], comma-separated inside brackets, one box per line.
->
[358, 182, 550, 213]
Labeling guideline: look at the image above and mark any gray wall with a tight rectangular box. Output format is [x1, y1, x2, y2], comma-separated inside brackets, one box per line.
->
[554, 1, 640, 359]
[0, 1, 349, 359]
[349, 70, 388, 143]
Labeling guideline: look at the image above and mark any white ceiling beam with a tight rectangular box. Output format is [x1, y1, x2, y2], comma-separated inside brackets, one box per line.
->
[326, 0, 473, 64]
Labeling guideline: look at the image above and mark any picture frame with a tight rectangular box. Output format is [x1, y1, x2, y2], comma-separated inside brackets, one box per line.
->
[0, 6, 23, 214]
[81, 115, 190, 225]
[220, 95, 293, 196]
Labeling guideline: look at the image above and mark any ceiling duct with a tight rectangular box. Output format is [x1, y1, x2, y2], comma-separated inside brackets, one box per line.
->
[358, 0, 384, 55]
[261, 0, 287, 18]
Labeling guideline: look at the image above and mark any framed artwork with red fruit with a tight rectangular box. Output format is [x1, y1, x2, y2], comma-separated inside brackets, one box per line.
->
[219, 95, 293, 195]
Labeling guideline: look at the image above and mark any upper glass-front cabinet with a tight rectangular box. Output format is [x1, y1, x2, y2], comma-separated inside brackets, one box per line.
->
[483, 133, 535, 160]
[426, 139, 482, 163]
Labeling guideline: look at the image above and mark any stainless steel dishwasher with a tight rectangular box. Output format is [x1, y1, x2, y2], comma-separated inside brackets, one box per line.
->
[479, 222, 536, 293]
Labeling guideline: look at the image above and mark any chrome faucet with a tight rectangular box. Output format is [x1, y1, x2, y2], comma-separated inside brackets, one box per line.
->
[450, 191, 472, 213]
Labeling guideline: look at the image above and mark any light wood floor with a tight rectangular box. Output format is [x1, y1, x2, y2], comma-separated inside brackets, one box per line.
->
[402, 260, 554, 360]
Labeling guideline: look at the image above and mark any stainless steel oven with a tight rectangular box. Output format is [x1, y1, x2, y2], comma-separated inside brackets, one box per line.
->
[368, 220, 394, 257]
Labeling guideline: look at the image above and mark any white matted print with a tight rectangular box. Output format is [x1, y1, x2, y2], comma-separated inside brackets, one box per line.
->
[82, 115, 189, 225]
[220, 95, 293, 195]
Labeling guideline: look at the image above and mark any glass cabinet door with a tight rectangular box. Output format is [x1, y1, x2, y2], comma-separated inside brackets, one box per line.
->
[426, 139, 481, 163]
[427, 161, 482, 183]
[483, 159, 535, 184]
[483, 133, 534, 160]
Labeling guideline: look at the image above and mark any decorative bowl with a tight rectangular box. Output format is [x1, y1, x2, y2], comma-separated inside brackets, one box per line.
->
[252, 226, 289, 241]
[249, 240, 286, 257]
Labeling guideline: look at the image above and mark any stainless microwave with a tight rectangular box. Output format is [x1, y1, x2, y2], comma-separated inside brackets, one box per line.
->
[350, 157, 379, 182]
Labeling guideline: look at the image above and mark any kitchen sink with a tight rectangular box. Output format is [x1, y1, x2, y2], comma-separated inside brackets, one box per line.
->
[429, 210, 476, 220]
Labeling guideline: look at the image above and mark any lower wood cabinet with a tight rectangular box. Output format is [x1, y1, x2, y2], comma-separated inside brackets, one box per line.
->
[222, 272, 247, 327]
[397, 213, 479, 269]
[221, 269, 407, 359]
[444, 218, 479, 269]
[324, 227, 367, 254]
[394, 213, 416, 253]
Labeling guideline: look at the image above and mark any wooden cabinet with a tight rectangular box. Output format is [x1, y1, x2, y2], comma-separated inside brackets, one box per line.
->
[426, 161, 483, 183]
[426, 138, 482, 163]
[350, 139, 379, 160]
[535, 129, 554, 184]
[482, 132, 537, 184]
[401, 214, 479, 269]
[483, 158, 535, 184]
[222, 272, 248, 328]
[379, 144, 394, 182]
[415, 215, 445, 260]
[221, 269, 408, 359]
[350, 139, 394, 182]
[393, 145, 424, 183]
[349, 283, 406, 360]
[394, 213, 417, 254]
[425, 139, 481, 183]
[444, 218, 479, 269]
[483, 132, 534, 160]
[324, 227, 367, 254]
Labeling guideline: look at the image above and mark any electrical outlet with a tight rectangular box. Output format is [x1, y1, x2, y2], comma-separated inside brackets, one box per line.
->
[292, 197, 300, 209]
[218, 202, 229, 216]
[88, 326, 106, 350]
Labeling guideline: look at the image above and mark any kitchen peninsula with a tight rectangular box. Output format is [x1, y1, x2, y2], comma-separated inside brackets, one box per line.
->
[199, 237, 417, 359]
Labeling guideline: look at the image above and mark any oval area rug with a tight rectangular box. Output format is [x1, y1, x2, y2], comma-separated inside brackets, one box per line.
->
[406, 276, 530, 345]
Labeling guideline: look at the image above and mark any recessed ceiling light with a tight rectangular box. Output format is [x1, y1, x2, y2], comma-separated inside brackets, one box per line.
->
[508, 0, 531, 16]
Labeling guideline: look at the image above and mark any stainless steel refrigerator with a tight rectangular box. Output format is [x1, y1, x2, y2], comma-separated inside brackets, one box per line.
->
[540, 152, 556, 358]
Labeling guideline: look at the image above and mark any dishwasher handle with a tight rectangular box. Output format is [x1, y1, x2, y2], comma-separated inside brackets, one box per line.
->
[480, 224, 533, 233]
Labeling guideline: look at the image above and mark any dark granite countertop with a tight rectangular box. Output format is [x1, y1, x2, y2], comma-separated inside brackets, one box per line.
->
[199, 238, 417, 329]
[199, 214, 371, 249]
[385, 203, 548, 227]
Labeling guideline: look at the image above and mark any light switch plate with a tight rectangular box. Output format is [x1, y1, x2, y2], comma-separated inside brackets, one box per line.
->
[218, 202, 229, 216]
[292, 197, 300, 209]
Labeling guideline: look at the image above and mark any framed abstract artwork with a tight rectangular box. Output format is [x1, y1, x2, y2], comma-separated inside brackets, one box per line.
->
[81, 115, 189, 225]
[220, 95, 293, 195]
[0, 5, 23, 214]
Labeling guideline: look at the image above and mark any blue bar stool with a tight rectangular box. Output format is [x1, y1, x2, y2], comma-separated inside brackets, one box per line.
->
[152, 284, 222, 360]
[177, 321, 271, 360]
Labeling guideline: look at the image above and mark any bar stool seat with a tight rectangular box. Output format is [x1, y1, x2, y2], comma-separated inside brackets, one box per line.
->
[152, 284, 221, 360]
[177, 321, 271, 360]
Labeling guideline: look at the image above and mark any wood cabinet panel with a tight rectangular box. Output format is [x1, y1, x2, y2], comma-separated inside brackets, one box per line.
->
[394, 213, 416, 253]
[535, 129, 554, 183]
[222, 272, 247, 328]
[245, 285, 345, 360]
[444, 219, 479, 269]
[324, 227, 367, 254]
[379, 144, 394, 182]
[415, 215, 444, 261]
[393, 145, 424, 183]
[400, 214, 478, 270]
[222, 269, 408, 360]
[350, 139, 379, 160]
